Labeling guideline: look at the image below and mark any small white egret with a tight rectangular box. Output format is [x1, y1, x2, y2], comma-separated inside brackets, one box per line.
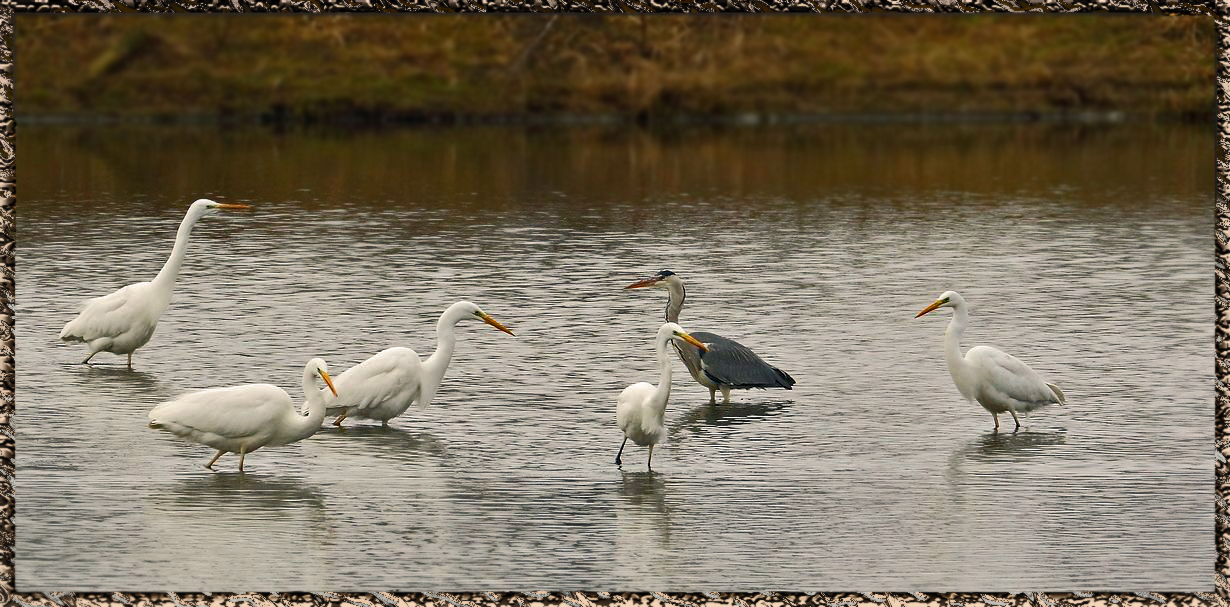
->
[328, 301, 516, 427]
[626, 270, 795, 404]
[616, 322, 709, 470]
[148, 358, 338, 472]
[915, 291, 1065, 432]
[59, 199, 251, 368]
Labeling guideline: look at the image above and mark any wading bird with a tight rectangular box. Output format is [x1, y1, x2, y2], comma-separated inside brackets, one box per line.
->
[915, 291, 1065, 432]
[327, 301, 515, 428]
[148, 358, 338, 472]
[625, 270, 795, 404]
[59, 199, 251, 368]
[616, 322, 708, 470]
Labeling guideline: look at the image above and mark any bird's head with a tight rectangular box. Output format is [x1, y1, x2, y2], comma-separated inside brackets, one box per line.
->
[458, 302, 516, 336]
[915, 290, 963, 318]
[661, 322, 708, 352]
[307, 357, 338, 397]
[625, 269, 680, 291]
[190, 198, 252, 217]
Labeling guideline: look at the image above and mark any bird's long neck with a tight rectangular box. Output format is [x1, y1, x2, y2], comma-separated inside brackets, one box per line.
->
[650, 335, 674, 418]
[663, 281, 685, 324]
[419, 312, 460, 407]
[286, 368, 330, 443]
[944, 302, 973, 397]
[151, 209, 203, 289]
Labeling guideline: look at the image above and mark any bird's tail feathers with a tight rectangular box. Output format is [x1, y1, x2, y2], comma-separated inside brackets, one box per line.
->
[775, 368, 796, 389]
[1046, 383, 1066, 404]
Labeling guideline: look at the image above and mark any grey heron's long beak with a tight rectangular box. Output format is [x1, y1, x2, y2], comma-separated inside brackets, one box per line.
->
[625, 276, 663, 289]
[214, 203, 253, 210]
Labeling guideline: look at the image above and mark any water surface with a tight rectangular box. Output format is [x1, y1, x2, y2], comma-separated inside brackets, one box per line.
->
[17, 122, 1211, 591]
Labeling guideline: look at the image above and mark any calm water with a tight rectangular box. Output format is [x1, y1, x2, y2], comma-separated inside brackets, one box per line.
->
[17, 123, 1211, 591]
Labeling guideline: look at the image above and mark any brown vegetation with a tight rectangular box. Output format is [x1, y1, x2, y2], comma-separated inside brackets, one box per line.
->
[17, 15, 1214, 121]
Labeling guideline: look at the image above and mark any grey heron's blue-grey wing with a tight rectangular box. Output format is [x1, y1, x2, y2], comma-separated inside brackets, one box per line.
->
[690, 331, 796, 390]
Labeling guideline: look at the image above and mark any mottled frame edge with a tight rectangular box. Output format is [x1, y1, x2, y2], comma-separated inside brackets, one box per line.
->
[0, 4, 1221, 607]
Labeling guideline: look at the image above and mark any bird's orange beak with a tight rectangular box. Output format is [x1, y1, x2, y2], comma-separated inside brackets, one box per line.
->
[678, 331, 708, 352]
[915, 299, 945, 318]
[625, 276, 663, 289]
[216, 203, 252, 210]
[480, 313, 516, 336]
[319, 369, 338, 397]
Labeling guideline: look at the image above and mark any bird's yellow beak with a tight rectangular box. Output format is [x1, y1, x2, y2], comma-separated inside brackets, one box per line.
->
[625, 276, 662, 289]
[480, 312, 516, 336]
[319, 369, 338, 397]
[915, 299, 945, 318]
[677, 331, 708, 352]
[216, 203, 252, 210]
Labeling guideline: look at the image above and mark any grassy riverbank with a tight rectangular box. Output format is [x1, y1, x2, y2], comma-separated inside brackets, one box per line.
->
[18, 15, 1214, 122]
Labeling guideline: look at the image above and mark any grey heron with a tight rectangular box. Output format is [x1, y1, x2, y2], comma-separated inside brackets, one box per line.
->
[625, 270, 796, 404]
[915, 291, 1065, 432]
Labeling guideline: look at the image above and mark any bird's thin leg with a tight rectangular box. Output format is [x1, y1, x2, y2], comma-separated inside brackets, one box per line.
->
[992, 413, 1000, 432]
[127, 352, 134, 370]
[238, 446, 247, 472]
[332, 409, 348, 427]
[81, 351, 97, 365]
[720, 386, 731, 404]
[1009, 409, 1022, 433]
[708, 388, 717, 405]
[647, 444, 654, 471]
[381, 420, 389, 428]
[205, 450, 225, 469]
[615, 437, 627, 465]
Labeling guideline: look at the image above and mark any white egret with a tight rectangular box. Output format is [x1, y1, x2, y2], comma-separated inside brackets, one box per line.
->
[626, 270, 795, 404]
[327, 301, 516, 428]
[915, 290, 1065, 432]
[615, 322, 709, 470]
[148, 358, 338, 472]
[59, 199, 251, 368]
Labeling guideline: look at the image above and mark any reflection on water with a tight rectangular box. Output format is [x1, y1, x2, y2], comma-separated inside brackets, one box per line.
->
[16, 123, 1211, 590]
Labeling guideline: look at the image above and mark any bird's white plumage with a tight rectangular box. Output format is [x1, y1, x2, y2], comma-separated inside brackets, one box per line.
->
[326, 301, 515, 427]
[60, 199, 250, 368]
[916, 290, 1065, 432]
[148, 357, 336, 471]
[614, 322, 708, 469]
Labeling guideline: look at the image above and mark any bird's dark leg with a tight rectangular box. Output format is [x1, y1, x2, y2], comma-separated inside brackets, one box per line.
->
[615, 437, 628, 465]
[992, 413, 1000, 433]
[126, 352, 134, 370]
[333, 409, 348, 427]
[381, 420, 389, 428]
[81, 352, 97, 365]
[647, 444, 654, 471]
[205, 450, 225, 469]
[1010, 410, 1022, 433]
[238, 446, 247, 472]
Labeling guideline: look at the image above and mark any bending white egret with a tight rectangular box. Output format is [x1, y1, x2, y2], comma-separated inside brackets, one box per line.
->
[59, 199, 251, 368]
[327, 301, 516, 428]
[915, 290, 1065, 432]
[148, 358, 338, 472]
[615, 322, 709, 470]
[626, 270, 795, 404]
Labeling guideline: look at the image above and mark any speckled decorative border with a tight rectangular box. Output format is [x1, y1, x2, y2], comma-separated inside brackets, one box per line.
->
[1, 3, 1221, 607]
